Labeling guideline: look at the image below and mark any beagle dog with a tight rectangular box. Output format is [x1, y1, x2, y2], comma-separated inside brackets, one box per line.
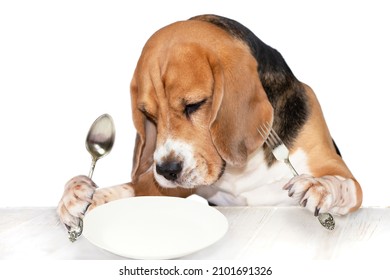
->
[58, 14, 362, 230]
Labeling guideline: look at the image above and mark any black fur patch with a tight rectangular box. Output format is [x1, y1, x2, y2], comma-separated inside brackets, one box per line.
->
[190, 15, 309, 165]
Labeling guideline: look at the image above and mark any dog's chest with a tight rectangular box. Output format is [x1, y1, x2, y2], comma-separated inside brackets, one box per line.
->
[197, 148, 311, 206]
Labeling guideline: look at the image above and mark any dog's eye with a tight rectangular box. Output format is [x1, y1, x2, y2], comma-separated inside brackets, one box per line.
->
[184, 100, 206, 117]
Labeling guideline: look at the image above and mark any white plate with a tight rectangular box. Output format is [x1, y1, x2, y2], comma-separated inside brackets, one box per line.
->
[83, 196, 228, 259]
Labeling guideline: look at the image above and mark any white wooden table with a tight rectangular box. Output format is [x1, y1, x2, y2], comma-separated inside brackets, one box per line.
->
[0, 207, 389, 260]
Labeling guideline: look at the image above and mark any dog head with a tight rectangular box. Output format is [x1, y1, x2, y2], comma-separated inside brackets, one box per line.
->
[130, 19, 273, 188]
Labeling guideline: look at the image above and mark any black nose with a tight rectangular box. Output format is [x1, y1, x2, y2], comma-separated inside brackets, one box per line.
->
[156, 161, 183, 181]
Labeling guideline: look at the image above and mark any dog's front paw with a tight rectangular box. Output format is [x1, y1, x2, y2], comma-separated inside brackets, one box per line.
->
[284, 174, 358, 216]
[57, 175, 97, 230]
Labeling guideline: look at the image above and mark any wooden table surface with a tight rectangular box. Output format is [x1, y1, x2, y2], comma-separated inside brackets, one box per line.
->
[1, 206, 389, 260]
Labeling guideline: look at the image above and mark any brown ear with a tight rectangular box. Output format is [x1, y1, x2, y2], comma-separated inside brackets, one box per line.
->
[130, 76, 157, 182]
[209, 57, 273, 167]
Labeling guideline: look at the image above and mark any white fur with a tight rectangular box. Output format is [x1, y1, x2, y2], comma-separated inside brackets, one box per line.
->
[153, 138, 201, 188]
[195, 147, 359, 216]
[197, 148, 311, 206]
[152, 139, 359, 215]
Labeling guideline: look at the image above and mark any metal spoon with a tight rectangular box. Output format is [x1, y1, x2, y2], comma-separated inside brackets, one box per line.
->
[85, 113, 115, 178]
[68, 113, 115, 242]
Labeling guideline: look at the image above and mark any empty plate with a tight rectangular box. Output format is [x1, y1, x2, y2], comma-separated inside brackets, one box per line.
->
[83, 196, 228, 259]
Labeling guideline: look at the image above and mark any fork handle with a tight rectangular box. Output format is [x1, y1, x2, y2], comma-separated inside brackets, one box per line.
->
[284, 158, 299, 177]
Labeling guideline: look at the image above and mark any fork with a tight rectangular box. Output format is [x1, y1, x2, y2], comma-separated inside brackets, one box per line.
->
[257, 123, 335, 230]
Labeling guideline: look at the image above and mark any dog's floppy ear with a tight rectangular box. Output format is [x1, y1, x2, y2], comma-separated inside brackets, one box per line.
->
[209, 56, 273, 167]
[130, 76, 157, 182]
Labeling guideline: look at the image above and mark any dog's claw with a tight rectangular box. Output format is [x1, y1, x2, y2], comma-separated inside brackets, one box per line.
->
[314, 207, 320, 217]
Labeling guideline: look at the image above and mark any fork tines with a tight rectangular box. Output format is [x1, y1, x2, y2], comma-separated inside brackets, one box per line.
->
[257, 122, 277, 147]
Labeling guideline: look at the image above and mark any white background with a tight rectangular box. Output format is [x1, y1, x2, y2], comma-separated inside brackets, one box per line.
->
[0, 0, 389, 207]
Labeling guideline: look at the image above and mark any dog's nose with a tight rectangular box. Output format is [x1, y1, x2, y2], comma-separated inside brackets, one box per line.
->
[156, 161, 183, 181]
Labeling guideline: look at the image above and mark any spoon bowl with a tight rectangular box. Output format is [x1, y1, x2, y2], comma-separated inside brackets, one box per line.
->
[85, 114, 115, 178]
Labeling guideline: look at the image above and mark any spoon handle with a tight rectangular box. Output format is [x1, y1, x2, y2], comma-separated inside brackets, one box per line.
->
[88, 158, 97, 178]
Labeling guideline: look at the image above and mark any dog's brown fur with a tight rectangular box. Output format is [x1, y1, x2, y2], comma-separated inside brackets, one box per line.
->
[57, 15, 362, 230]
